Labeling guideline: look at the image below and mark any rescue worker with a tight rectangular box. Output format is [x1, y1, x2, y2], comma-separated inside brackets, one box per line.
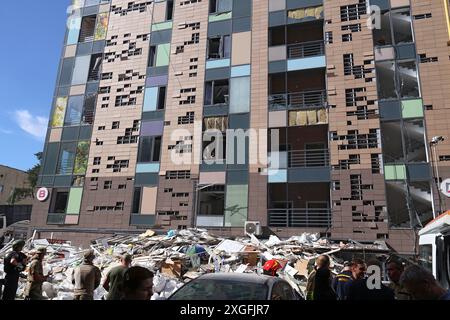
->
[24, 247, 50, 300]
[122, 266, 154, 300]
[386, 258, 411, 300]
[313, 255, 336, 300]
[306, 255, 333, 300]
[2, 240, 27, 300]
[341, 258, 366, 300]
[72, 249, 102, 300]
[332, 261, 352, 300]
[346, 259, 395, 300]
[400, 264, 450, 300]
[103, 254, 132, 300]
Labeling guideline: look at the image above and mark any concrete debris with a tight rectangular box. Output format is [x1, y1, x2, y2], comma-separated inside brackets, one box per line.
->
[0, 229, 390, 300]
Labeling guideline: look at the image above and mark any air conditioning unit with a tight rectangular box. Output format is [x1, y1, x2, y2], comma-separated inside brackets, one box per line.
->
[245, 221, 262, 236]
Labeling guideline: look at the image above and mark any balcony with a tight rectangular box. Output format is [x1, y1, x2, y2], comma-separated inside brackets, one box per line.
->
[268, 208, 331, 228]
[287, 40, 325, 59]
[289, 149, 329, 168]
[269, 89, 327, 110]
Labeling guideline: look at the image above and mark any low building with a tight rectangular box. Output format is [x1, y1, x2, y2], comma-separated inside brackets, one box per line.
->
[0, 165, 33, 225]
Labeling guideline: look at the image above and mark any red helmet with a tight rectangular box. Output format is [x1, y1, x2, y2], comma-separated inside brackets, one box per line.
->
[263, 259, 282, 276]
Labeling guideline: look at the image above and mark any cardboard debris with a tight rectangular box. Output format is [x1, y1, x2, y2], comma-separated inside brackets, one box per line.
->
[0, 229, 391, 300]
[140, 230, 156, 238]
[294, 259, 309, 277]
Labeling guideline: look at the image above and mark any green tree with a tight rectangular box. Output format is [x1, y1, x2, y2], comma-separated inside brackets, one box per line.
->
[7, 152, 42, 204]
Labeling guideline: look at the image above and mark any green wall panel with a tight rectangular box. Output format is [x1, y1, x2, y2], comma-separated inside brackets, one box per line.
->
[224, 184, 248, 227]
[66, 188, 83, 214]
[156, 43, 171, 67]
[402, 99, 424, 119]
[152, 21, 173, 32]
[209, 12, 233, 22]
[385, 165, 407, 180]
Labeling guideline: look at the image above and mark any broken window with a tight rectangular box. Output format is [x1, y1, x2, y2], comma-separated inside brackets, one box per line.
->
[57, 142, 77, 175]
[381, 122, 404, 163]
[373, 11, 392, 46]
[157, 86, 166, 110]
[404, 119, 427, 163]
[207, 35, 231, 59]
[392, 8, 413, 44]
[373, 8, 413, 46]
[269, 26, 286, 46]
[64, 95, 84, 126]
[376, 60, 396, 100]
[204, 79, 229, 105]
[381, 119, 427, 165]
[148, 46, 157, 67]
[138, 136, 162, 163]
[79, 15, 96, 43]
[198, 185, 225, 216]
[203, 134, 226, 161]
[377, 59, 420, 100]
[209, 0, 232, 14]
[166, 0, 174, 20]
[269, 73, 287, 109]
[148, 44, 170, 67]
[49, 190, 69, 214]
[386, 181, 414, 228]
[88, 53, 103, 82]
[398, 60, 420, 98]
[409, 181, 434, 227]
[132, 187, 142, 214]
[82, 93, 96, 125]
[143, 87, 165, 111]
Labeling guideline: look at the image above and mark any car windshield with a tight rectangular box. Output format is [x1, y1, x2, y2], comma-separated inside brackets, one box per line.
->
[170, 279, 269, 300]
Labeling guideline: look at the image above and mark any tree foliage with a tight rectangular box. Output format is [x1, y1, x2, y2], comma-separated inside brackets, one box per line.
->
[7, 152, 42, 205]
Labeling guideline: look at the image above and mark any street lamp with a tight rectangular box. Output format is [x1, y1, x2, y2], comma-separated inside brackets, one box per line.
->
[430, 136, 445, 217]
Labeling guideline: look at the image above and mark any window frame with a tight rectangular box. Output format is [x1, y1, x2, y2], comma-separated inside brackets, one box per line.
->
[376, 59, 421, 101]
[207, 35, 231, 60]
[137, 136, 162, 163]
[204, 79, 229, 106]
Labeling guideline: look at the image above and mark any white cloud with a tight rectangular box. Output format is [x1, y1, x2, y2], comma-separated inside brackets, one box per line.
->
[13, 110, 48, 140]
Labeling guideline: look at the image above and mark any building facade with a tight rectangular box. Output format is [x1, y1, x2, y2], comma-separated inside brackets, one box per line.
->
[0, 165, 33, 225]
[31, 0, 450, 252]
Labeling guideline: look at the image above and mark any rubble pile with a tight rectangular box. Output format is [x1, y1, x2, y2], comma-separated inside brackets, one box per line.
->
[0, 229, 390, 300]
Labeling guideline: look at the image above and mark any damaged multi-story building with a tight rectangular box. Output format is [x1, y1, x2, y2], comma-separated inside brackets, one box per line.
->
[31, 0, 450, 254]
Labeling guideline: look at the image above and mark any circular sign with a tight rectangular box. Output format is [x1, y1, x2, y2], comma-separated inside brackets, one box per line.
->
[440, 179, 450, 198]
[36, 188, 49, 202]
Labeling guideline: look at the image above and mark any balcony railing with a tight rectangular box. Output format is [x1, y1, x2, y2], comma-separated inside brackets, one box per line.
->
[289, 149, 329, 168]
[269, 90, 327, 110]
[268, 208, 331, 228]
[287, 40, 325, 59]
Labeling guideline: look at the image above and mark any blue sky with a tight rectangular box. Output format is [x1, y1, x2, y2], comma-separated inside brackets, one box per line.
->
[0, 0, 69, 171]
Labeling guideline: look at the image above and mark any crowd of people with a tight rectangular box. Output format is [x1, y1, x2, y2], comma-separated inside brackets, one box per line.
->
[1, 240, 154, 300]
[1, 239, 449, 300]
[305, 255, 450, 300]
